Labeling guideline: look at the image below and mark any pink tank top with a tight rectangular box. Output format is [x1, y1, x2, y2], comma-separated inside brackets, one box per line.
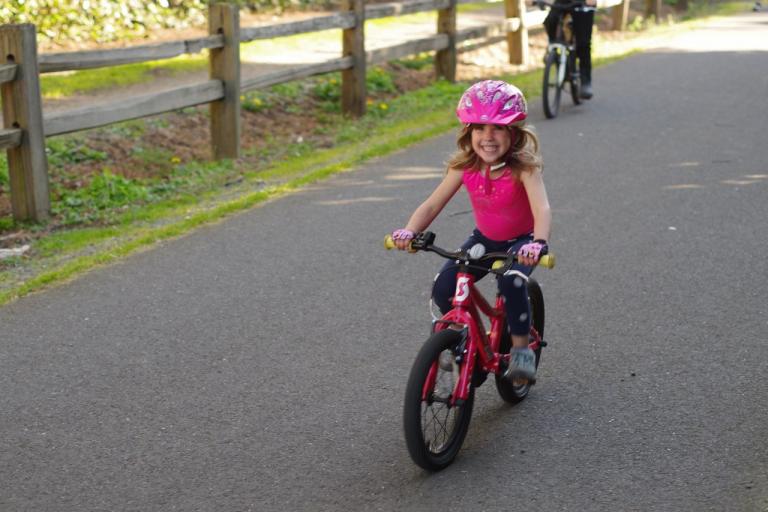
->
[462, 166, 534, 241]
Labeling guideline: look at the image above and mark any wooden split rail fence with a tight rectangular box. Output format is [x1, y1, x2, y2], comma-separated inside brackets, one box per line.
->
[1, 0, 628, 222]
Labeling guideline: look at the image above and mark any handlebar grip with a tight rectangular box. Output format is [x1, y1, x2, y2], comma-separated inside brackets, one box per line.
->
[539, 253, 556, 269]
[494, 253, 556, 269]
[384, 234, 416, 252]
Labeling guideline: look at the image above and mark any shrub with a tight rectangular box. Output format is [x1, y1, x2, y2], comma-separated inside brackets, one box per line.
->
[0, 0, 336, 45]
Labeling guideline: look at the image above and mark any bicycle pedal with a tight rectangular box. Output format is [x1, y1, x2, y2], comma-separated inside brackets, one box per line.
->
[540, 339, 548, 348]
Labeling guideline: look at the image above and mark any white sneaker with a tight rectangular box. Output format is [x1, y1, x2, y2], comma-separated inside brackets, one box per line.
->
[504, 347, 536, 380]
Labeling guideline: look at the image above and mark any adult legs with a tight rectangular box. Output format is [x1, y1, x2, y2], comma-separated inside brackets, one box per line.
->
[543, 11, 559, 43]
[572, 9, 595, 98]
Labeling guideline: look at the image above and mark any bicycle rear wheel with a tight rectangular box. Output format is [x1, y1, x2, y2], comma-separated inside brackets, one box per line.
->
[495, 278, 545, 404]
[403, 329, 475, 471]
[569, 52, 582, 105]
[542, 50, 562, 119]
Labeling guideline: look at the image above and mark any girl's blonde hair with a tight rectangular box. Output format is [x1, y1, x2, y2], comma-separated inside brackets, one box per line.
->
[447, 123, 542, 177]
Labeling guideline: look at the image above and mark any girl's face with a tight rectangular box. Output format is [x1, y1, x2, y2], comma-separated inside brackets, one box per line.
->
[471, 124, 513, 165]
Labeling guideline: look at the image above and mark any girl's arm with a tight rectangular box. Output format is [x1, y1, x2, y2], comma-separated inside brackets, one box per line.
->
[520, 168, 552, 242]
[404, 169, 463, 232]
[393, 169, 463, 249]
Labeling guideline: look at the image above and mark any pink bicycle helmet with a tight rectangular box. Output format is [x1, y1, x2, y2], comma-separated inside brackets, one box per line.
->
[456, 80, 527, 125]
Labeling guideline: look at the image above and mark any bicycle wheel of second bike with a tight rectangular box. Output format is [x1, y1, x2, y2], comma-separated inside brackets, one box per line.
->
[403, 329, 475, 471]
[542, 51, 562, 119]
[494, 278, 545, 404]
[569, 53, 582, 106]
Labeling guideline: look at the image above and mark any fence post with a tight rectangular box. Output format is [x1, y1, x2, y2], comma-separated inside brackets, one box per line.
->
[505, 0, 529, 66]
[645, 0, 662, 21]
[341, 0, 366, 117]
[436, 0, 457, 82]
[612, 0, 630, 30]
[208, 3, 241, 160]
[0, 24, 50, 222]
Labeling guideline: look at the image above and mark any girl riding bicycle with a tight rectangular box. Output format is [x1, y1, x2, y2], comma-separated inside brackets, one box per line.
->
[391, 80, 552, 380]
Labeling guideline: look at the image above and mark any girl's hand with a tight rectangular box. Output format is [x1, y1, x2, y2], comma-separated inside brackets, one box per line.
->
[517, 240, 548, 266]
[392, 229, 415, 250]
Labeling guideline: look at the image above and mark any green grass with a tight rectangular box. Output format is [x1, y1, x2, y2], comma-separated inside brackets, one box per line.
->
[41, 56, 204, 98]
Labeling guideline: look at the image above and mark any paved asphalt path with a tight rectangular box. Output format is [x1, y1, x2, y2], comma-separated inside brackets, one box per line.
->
[3, 11, 768, 512]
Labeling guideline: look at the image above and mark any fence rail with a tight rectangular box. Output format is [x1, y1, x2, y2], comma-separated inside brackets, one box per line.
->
[0, 64, 17, 83]
[43, 80, 226, 137]
[2, 0, 629, 222]
[241, 57, 353, 91]
[37, 35, 225, 73]
[0, 128, 22, 150]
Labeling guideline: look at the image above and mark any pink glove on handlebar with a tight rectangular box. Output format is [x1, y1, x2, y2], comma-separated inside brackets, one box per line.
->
[392, 229, 415, 241]
[518, 240, 548, 263]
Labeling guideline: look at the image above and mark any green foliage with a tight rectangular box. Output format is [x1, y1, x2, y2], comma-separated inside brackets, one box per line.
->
[46, 138, 107, 168]
[52, 169, 154, 225]
[241, 92, 269, 113]
[130, 146, 174, 167]
[242, 82, 309, 112]
[313, 76, 342, 103]
[0, 0, 336, 45]
[394, 54, 435, 71]
[1, 1, 207, 44]
[366, 67, 397, 94]
[0, 157, 8, 188]
[628, 15, 648, 31]
[310, 67, 398, 113]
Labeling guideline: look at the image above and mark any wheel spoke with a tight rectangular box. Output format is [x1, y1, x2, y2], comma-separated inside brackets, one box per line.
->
[422, 402, 452, 452]
[420, 364, 459, 453]
[403, 330, 475, 469]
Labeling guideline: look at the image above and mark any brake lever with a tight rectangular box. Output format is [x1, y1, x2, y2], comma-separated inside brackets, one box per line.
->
[411, 231, 436, 251]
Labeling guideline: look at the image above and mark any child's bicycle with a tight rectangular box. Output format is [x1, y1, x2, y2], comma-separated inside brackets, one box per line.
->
[536, 0, 588, 119]
[384, 231, 555, 470]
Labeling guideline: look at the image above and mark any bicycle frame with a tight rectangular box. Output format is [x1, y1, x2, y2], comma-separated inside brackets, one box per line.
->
[423, 268, 543, 405]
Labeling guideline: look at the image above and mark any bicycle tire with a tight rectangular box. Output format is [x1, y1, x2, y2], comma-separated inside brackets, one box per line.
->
[494, 278, 545, 404]
[569, 52, 582, 106]
[403, 329, 475, 471]
[542, 50, 562, 119]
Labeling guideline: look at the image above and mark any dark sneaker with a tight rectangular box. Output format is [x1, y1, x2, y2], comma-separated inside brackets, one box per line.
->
[580, 82, 593, 100]
[504, 347, 536, 381]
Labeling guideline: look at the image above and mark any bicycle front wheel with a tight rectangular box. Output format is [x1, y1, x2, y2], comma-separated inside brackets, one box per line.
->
[542, 50, 562, 119]
[403, 329, 475, 471]
[569, 52, 582, 106]
[494, 278, 545, 404]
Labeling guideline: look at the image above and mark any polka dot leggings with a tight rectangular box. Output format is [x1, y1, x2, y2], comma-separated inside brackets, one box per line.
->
[431, 229, 534, 336]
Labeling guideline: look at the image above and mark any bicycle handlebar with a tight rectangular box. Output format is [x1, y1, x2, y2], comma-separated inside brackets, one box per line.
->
[384, 232, 556, 270]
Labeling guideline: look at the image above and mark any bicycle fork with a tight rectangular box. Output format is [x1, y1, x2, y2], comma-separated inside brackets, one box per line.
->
[546, 43, 569, 86]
